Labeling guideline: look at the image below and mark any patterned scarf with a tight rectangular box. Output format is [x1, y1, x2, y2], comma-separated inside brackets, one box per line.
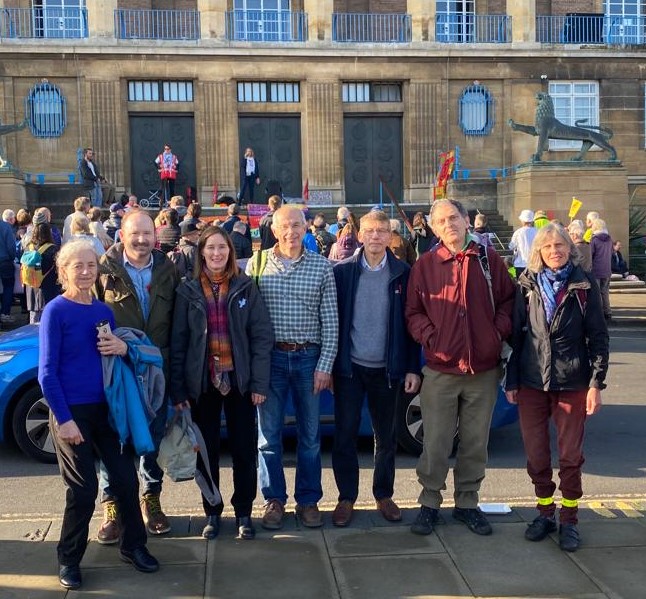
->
[537, 261, 573, 325]
[200, 270, 233, 391]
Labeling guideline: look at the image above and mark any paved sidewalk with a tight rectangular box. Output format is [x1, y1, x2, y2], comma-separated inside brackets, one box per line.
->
[1, 500, 645, 598]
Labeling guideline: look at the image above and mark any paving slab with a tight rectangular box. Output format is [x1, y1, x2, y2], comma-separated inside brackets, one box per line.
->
[65, 564, 205, 599]
[324, 525, 445, 557]
[574, 547, 646, 599]
[332, 553, 472, 599]
[437, 522, 602, 597]
[574, 519, 646, 548]
[204, 531, 338, 599]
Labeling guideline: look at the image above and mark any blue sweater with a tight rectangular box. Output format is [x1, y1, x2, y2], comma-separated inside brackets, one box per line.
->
[38, 296, 115, 425]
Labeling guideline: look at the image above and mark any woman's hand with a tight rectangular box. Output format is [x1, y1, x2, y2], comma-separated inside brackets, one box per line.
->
[97, 334, 128, 357]
[586, 388, 602, 415]
[251, 393, 266, 406]
[58, 420, 84, 445]
[505, 390, 518, 404]
[174, 401, 191, 412]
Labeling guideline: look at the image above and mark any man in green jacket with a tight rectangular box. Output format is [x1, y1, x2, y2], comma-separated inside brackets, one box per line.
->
[94, 209, 179, 543]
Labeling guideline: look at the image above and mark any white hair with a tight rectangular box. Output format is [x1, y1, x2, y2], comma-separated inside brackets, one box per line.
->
[2, 209, 15, 222]
[389, 219, 401, 233]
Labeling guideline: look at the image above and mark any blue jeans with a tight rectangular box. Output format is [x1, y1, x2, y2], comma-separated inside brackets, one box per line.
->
[257, 346, 322, 506]
[89, 182, 103, 207]
[99, 397, 168, 502]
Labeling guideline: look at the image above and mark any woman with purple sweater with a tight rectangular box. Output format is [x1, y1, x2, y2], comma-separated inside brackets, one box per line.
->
[589, 219, 613, 322]
[39, 239, 159, 590]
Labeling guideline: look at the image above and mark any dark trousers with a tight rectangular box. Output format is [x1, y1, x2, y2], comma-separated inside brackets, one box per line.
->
[517, 387, 587, 524]
[0, 259, 15, 316]
[597, 277, 611, 320]
[192, 384, 257, 518]
[51, 403, 147, 566]
[239, 175, 256, 204]
[332, 363, 398, 502]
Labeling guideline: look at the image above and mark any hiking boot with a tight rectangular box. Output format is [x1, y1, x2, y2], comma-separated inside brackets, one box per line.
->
[332, 500, 354, 527]
[525, 516, 557, 542]
[411, 506, 440, 536]
[261, 500, 285, 530]
[140, 494, 171, 535]
[236, 516, 256, 540]
[296, 503, 323, 528]
[202, 515, 221, 540]
[452, 508, 492, 536]
[97, 500, 121, 545]
[376, 497, 402, 522]
[559, 523, 580, 552]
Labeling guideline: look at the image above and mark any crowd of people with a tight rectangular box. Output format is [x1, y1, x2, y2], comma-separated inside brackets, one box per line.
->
[0, 193, 613, 590]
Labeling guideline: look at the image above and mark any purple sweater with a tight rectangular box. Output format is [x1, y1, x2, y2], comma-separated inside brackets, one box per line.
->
[590, 232, 613, 279]
[38, 296, 115, 425]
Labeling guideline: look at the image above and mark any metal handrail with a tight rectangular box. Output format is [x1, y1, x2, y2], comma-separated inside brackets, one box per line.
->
[435, 14, 511, 43]
[0, 7, 87, 39]
[114, 9, 200, 40]
[536, 15, 645, 45]
[225, 10, 307, 42]
[332, 13, 412, 42]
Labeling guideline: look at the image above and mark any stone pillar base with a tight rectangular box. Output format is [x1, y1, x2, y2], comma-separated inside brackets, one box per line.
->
[0, 170, 27, 212]
[498, 162, 629, 249]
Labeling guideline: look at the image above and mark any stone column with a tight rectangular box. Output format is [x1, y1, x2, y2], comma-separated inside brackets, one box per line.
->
[198, 0, 226, 40]
[304, 0, 333, 42]
[507, 0, 536, 43]
[88, 0, 117, 38]
[408, 0, 435, 42]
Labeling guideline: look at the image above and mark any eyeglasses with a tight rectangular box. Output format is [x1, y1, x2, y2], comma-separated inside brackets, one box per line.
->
[361, 228, 390, 236]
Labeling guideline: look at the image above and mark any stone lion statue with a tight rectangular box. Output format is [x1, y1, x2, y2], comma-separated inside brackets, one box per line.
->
[508, 92, 617, 162]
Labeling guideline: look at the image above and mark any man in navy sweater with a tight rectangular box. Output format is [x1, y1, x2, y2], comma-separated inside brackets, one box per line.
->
[331, 209, 420, 527]
[0, 216, 16, 323]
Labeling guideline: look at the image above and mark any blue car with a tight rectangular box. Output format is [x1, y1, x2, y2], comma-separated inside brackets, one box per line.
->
[0, 324, 518, 463]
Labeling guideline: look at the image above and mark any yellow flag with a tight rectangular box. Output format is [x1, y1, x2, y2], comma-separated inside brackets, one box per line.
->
[568, 197, 582, 219]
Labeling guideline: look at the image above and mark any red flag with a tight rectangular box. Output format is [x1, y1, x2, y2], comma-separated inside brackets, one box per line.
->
[302, 179, 309, 201]
[212, 181, 218, 207]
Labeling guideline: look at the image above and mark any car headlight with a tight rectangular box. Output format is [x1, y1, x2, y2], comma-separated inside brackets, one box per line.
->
[0, 350, 18, 365]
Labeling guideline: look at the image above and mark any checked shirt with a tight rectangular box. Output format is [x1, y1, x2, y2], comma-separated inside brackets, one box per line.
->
[249, 248, 338, 374]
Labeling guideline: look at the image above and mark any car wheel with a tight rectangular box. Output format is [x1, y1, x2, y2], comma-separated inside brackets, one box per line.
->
[396, 389, 424, 456]
[11, 385, 57, 464]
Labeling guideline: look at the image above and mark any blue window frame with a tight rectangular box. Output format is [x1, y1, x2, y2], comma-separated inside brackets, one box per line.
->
[458, 84, 494, 136]
[24, 81, 66, 138]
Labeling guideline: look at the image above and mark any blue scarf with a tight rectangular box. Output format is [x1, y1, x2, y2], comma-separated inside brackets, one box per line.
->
[537, 261, 573, 325]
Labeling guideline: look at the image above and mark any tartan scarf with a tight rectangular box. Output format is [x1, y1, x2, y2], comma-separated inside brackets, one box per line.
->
[200, 270, 234, 382]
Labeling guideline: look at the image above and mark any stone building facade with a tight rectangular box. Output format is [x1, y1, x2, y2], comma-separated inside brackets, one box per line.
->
[0, 0, 644, 240]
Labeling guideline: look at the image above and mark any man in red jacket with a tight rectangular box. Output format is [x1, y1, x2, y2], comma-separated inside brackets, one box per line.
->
[405, 199, 515, 537]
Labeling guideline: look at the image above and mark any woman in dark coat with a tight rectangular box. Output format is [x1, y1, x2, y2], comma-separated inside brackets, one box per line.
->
[505, 223, 609, 553]
[25, 222, 61, 324]
[170, 226, 273, 541]
[411, 211, 437, 258]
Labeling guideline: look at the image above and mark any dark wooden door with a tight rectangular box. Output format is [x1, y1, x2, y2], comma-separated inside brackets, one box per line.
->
[344, 116, 402, 204]
[129, 115, 196, 203]
[238, 116, 302, 199]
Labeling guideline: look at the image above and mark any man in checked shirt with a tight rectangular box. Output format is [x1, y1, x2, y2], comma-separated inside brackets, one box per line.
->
[247, 205, 339, 529]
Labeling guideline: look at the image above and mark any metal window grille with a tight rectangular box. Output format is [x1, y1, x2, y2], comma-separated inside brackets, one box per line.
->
[24, 81, 66, 138]
[458, 84, 494, 136]
[127, 81, 193, 102]
[237, 82, 300, 102]
[342, 82, 402, 102]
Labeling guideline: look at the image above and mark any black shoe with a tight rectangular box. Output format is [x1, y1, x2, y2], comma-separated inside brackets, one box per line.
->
[410, 506, 439, 536]
[119, 546, 160, 573]
[236, 516, 256, 540]
[525, 515, 557, 542]
[452, 508, 492, 536]
[202, 515, 221, 540]
[59, 564, 82, 589]
[559, 523, 580, 552]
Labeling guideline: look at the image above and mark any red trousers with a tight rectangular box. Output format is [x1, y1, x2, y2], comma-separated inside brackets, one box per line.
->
[517, 387, 587, 524]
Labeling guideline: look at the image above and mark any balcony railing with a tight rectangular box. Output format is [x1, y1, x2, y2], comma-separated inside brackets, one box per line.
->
[435, 14, 511, 43]
[332, 13, 411, 43]
[537, 15, 645, 45]
[115, 9, 200, 40]
[225, 10, 307, 42]
[0, 7, 87, 39]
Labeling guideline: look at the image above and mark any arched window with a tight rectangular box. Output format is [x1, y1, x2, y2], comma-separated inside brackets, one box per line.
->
[24, 81, 67, 138]
[458, 84, 494, 136]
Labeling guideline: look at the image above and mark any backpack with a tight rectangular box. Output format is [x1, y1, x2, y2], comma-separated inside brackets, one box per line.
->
[20, 243, 54, 289]
[314, 229, 335, 258]
[249, 249, 269, 285]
